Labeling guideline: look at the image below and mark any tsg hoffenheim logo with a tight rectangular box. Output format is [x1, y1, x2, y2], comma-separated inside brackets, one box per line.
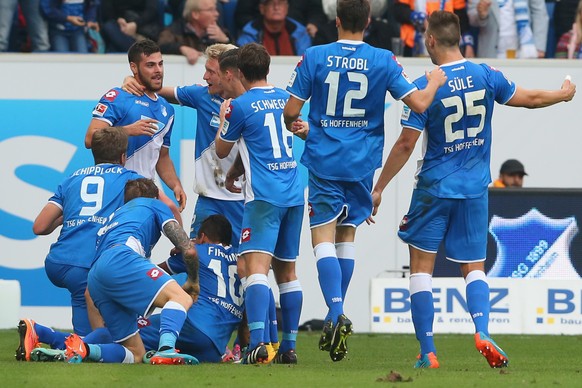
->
[488, 208, 580, 279]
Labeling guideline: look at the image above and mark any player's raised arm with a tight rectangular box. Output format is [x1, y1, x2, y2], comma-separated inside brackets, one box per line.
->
[401, 66, 448, 113]
[506, 76, 576, 109]
[85, 118, 110, 148]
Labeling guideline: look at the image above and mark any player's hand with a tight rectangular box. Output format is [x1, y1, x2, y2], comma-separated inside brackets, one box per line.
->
[124, 119, 159, 137]
[290, 118, 309, 140]
[225, 174, 242, 193]
[366, 190, 382, 225]
[426, 66, 447, 88]
[121, 75, 145, 96]
[561, 76, 576, 102]
[174, 186, 187, 212]
[182, 278, 200, 303]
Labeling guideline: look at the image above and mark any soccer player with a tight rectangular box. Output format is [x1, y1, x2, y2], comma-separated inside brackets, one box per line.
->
[122, 43, 243, 246]
[64, 178, 200, 364]
[141, 215, 243, 363]
[25, 127, 142, 347]
[85, 39, 186, 223]
[215, 43, 304, 365]
[283, 0, 446, 362]
[19, 215, 241, 364]
[370, 11, 576, 368]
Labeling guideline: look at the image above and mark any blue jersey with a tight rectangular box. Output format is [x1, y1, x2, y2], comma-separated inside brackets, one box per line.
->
[45, 164, 142, 269]
[92, 88, 175, 180]
[402, 60, 516, 199]
[95, 197, 176, 261]
[175, 85, 243, 201]
[220, 86, 304, 207]
[286, 40, 417, 181]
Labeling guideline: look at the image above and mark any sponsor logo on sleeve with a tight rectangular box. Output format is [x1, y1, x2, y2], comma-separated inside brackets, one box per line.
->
[147, 267, 163, 280]
[93, 103, 108, 116]
[401, 105, 411, 121]
[241, 228, 251, 243]
[104, 89, 118, 102]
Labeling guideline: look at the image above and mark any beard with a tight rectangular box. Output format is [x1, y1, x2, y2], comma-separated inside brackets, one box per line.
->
[138, 71, 163, 92]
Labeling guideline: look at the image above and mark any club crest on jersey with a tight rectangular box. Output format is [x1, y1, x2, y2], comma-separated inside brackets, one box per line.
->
[399, 216, 409, 231]
[241, 228, 251, 243]
[147, 267, 163, 280]
[93, 103, 108, 116]
[137, 316, 151, 328]
[161, 105, 167, 117]
[104, 89, 118, 102]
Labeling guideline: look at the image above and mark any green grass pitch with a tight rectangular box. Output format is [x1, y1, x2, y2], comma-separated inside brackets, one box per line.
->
[2, 329, 582, 387]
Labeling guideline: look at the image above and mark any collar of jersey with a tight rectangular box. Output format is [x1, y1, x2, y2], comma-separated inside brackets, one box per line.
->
[439, 59, 467, 68]
[336, 39, 365, 45]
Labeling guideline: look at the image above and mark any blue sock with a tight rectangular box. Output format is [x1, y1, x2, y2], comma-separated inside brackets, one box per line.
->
[87, 343, 130, 363]
[158, 301, 187, 350]
[410, 273, 436, 355]
[466, 270, 490, 335]
[34, 322, 67, 350]
[268, 288, 279, 344]
[336, 242, 355, 300]
[246, 273, 270, 347]
[84, 327, 112, 345]
[315, 242, 343, 323]
[278, 280, 303, 353]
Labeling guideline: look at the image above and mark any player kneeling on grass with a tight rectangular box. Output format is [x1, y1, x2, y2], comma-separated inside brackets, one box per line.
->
[66, 178, 200, 364]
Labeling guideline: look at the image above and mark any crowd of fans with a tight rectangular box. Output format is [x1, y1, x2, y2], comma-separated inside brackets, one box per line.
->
[1, 0, 580, 60]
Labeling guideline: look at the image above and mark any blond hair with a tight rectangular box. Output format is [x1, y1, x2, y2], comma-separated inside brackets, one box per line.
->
[205, 43, 238, 60]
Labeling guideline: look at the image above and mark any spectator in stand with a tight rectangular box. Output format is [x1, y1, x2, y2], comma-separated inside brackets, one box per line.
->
[99, 0, 162, 52]
[40, 0, 100, 53]
[314, 0, 399, 50]
[0, 0, 50, 52]
[492, 159, 527, 188]
[158, 0, 231, 65]
[554, 0, 582, 58]
[468, 0, 548, 58]
[237, 0, 311, 56]
[287, 0, 327, 38]
[394, 0, 475, 57]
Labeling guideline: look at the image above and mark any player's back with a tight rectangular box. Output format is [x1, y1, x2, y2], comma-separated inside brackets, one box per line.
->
[405, 59, 516, 198]
[92, 88, 175, 179]
[287, 41, 417, 181]
[95, 197, 175, 260]
[227, 86, 303, 207]
[46, 164, 141, 268]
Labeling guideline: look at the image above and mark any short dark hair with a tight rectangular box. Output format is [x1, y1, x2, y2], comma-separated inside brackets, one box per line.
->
[124, 178, 159, 203]
[128, 39, 161, 64]
[427, 11, 461, 48]
[197, 214, 232, 245]
[91, 127, 128, 164]
[218, 47, 239, 73]
[238, 43, 270, 82]
[337, 0, 370, 33]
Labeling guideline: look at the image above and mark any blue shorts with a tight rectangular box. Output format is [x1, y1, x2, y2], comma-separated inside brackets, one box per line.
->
[239, 200, 303, 261]
[44, 261, 91, 336]
[190, 196, 244, 250]
[88, 246, 175, 343]
[398, 189, 488, 262]
[139, 313, 223, 363]
[307, 172, 373, 228]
